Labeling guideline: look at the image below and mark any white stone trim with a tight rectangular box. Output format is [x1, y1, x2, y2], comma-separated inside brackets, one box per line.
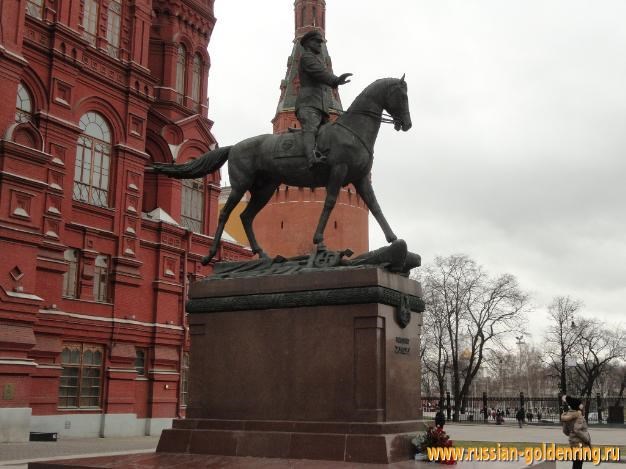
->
[107, 368, 137, 373]
[4, 289, 44, 301]
[0, 359, 37, 366]
[148, 370, 180, 375]
[38, 309, 183, 330]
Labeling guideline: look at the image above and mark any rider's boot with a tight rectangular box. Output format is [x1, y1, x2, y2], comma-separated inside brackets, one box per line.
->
[303, 130, 326, 168]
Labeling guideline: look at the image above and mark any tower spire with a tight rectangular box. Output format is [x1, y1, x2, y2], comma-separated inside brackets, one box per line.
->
[272, 0, 342, 133]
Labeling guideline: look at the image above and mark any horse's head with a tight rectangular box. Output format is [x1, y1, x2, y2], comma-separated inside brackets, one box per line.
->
[384, 75, 412, 132]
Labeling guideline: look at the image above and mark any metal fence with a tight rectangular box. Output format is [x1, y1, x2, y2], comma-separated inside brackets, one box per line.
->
[422, 393, 625, 425]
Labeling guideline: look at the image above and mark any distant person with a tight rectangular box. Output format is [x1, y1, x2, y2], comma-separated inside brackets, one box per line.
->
[561, 396, 591, 469]
[435, 409, 446, 428]
[516, 407, 525, 428]
[527, 411, 533, 423]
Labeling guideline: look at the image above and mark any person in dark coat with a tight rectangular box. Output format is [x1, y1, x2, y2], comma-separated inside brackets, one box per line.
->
[516, 407, 525, 428]
[296, 30, 352, 167]
[435, 409, 446, 428]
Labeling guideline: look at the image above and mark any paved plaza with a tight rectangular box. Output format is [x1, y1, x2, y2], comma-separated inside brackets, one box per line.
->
[446, 423, 626, 447]
[0, 424, 624, 468]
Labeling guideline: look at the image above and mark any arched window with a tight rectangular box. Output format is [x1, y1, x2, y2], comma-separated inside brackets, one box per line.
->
[15, 83, 33, 123]
[26, 0, 43, 19]
[106, 0, 122, 58]
[62, 249, 80, 298]
[73, 112, 112, 207]
[175, 44, 186, 103]
[82, 0, 99, 46]
[93, 254, 110, 302]
[191, 54, 202, 104]
[181, 176, 204, 232]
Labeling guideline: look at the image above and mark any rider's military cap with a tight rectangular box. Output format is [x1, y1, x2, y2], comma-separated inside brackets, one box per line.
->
[300, 30, 324, 46]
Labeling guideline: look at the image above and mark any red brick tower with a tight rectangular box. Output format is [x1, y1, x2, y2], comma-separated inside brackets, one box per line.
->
[253, 0, 369, 257]
[0, 0, 249, 442]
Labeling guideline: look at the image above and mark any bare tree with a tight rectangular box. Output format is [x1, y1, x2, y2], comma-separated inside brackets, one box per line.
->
[423, 255, 529, 421]
[571, 320, 626, 413]
[421, 284, 450, 403]
[543, 296, 585, 395]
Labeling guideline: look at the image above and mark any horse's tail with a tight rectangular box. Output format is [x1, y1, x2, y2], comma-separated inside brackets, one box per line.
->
[151, 146, 231, 179]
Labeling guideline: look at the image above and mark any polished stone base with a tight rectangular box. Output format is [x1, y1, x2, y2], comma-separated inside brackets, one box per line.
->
[157, 418, 429, 463]
[173, 268, 425, 463]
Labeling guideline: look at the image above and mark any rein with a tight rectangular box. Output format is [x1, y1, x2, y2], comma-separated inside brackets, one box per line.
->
[338, 109, 398, 125]
[334, 121, 374, 159]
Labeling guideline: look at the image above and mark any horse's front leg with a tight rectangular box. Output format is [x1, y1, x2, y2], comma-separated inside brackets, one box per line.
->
[354, 176, 397, 243]
[313, 164, 349, 245]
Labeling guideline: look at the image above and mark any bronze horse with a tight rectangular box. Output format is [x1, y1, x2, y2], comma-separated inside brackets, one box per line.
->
[153, 76, 412, 265]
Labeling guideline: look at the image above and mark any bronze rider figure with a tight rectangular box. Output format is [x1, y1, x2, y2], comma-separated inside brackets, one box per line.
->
[296, 30, 352, 167]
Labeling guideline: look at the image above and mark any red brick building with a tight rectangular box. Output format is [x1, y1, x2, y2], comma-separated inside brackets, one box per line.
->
[0, 0, 249, 442]
[253, 0, 370, 257]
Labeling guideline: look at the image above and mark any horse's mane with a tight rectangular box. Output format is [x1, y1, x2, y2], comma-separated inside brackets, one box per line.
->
[346, 77, 400, 111]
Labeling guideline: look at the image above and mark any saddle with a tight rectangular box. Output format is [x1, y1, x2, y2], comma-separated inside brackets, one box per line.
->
[275, 123, 331, 160]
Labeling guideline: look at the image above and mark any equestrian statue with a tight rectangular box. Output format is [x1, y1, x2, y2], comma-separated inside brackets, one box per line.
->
[152, 32, 412, 266]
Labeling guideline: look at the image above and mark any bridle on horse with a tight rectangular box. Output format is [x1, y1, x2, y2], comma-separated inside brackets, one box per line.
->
[332, 84, 407, 158]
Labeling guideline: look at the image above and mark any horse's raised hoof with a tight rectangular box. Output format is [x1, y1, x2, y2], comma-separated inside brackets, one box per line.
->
[201, 255, 213, 266]
[386, 234, 398, 243]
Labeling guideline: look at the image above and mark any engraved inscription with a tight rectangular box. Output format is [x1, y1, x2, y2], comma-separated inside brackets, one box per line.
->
[394, 337, 410, 355]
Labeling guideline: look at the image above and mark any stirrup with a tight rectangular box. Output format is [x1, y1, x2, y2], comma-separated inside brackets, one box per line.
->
[308, 150, 327, 167]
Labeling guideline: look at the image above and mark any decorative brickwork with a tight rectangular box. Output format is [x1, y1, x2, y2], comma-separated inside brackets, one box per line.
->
[0, 0, 251, 440]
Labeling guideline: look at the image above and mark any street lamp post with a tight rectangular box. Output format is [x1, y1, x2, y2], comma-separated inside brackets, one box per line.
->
[516, 335, 524, 391]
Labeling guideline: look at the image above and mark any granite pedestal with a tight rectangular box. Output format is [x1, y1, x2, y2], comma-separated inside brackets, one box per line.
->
[157, 267, 427, 464]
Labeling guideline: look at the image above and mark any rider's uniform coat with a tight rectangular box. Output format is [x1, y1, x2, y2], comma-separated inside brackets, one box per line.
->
[295, 50, 340, 118]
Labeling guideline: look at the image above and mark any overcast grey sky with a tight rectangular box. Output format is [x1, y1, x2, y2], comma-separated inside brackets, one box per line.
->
[207, 1, 626, 340]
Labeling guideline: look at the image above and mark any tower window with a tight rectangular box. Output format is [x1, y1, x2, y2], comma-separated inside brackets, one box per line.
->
[93, 255, 110, 303]
[106, 0, 122, 58]
[175, 44, 186, 104]
[25, 0, 43, 19]
[181, 176, 204, 233]
[62, 249, 80, 298]
[73, 112, 112, 207]
[15, 83, 33, 123]
[134, 348, 146, 376]
[191, 54, 202, 105]
[82, 0, 99, 46]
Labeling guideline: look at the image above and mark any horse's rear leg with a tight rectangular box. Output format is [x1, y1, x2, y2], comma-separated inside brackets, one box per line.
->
[240, 182, 278, 258]
[313, 164, 348, 246]
[201, 186, 246, 265]
[354, 176, 397, 243]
